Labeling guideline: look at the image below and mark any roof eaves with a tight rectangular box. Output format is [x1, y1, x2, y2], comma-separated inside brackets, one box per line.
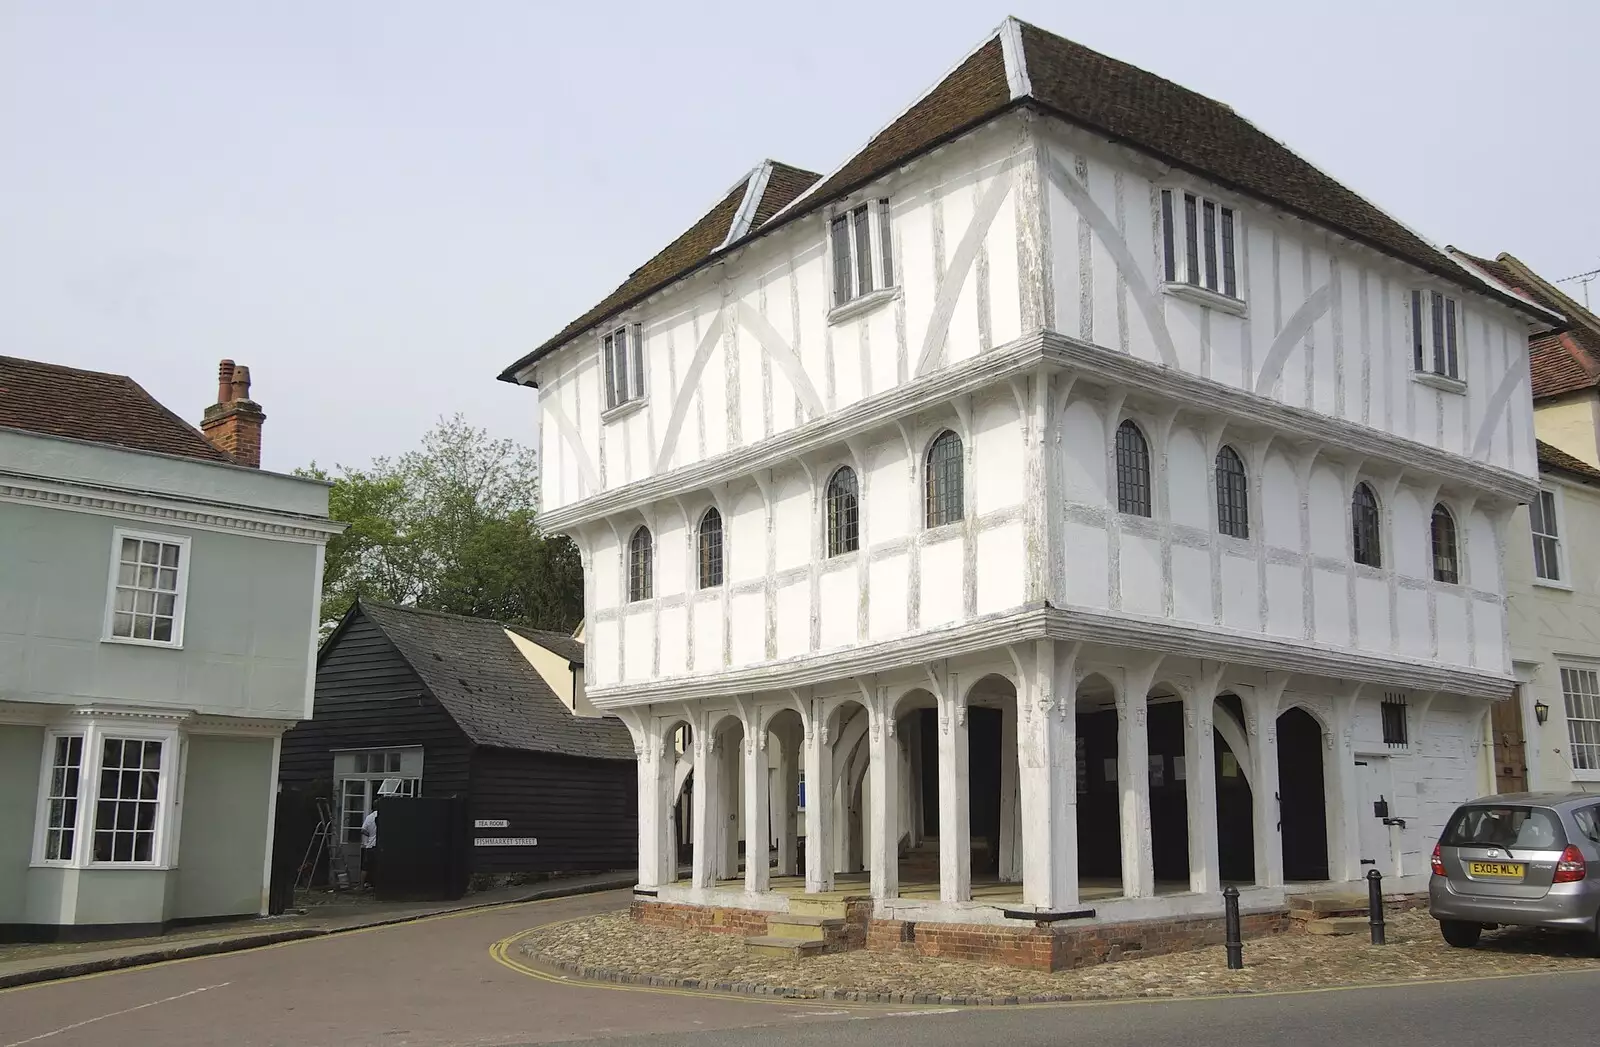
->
[716, 161, 773, 251]
[1445, 248, 1566, 327]
[1497, 252, 1600, 336]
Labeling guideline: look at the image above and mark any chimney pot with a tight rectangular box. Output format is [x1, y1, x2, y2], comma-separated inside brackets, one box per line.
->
[200, 359, 265, 468]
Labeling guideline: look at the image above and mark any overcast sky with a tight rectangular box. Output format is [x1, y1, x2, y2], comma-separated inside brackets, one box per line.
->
[3, 1, 1596, 474]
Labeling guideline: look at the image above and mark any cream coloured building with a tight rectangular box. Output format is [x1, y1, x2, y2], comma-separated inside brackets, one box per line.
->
[1454, 252, 1600, 795]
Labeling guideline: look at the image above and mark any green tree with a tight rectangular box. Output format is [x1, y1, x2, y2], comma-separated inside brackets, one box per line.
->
[300, 415, 582, 633]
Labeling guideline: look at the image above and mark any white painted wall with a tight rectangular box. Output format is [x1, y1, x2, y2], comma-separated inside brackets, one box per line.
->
[1039, 130, 1539, 478]
[530, 109, 1540, 696]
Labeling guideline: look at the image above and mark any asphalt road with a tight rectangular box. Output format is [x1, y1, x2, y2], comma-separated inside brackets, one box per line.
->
[0, 889, 879, 1047]
[3, 888, 1597, 1047]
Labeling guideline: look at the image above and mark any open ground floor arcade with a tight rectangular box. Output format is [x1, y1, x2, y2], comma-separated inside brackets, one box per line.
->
[617, 638, 1499, 962]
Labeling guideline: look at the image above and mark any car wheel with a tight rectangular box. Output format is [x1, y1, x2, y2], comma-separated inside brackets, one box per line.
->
[1440, 920, 1482, 948]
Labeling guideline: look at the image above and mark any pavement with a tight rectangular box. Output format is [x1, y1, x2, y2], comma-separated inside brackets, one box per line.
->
[0, 871, 636, 989]
[3, 886, 1596, 1047]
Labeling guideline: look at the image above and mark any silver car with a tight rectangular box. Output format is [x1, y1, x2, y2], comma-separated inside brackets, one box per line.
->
[1429, 792, 1600, 950]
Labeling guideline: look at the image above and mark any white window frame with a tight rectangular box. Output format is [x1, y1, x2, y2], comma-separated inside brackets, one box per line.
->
[828, 197, 896, 316]
[332, 747, 424, 846]
[1160, 188, 1243, 311]
[1560, 664, 1600, 780]
[601, 322, 646, 414]
[1410, 288, 1463, 384]
[1530, 485, 1567, 588]
[32, 722, 183, 869]
[102, 528, 192, 649]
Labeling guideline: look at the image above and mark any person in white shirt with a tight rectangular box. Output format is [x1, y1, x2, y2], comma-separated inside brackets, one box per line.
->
[360, 805, 379, 888]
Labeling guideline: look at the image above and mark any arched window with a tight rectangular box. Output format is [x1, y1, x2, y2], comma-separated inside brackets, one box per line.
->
[1351, 483, 1382, 568]
[1215, 445, 1249, 539]
[825, 466, 860, 556]
[1115, 420, 1152, 517]
[697, 507, 724, 589]
[924, 430, 964, 527]
[1430, 503, 1459, 584]
[628, 526, 653, 601]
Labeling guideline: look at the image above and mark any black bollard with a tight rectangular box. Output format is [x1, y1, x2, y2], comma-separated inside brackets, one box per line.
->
[1367, 868, 1386, 945]
[1223, 885, 1243, 969]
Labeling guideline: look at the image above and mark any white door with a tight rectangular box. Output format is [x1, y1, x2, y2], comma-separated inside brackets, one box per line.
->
[1354, 756, 1394, 874]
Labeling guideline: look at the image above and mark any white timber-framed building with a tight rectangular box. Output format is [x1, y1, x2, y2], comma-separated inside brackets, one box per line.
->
[501, 19, 1560, 941]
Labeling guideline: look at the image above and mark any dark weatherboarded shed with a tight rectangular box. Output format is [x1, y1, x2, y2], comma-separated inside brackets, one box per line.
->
[279, 600, 636, 878]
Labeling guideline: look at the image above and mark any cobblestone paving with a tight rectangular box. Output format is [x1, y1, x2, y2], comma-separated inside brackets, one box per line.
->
[525, 911, 1600, 1002]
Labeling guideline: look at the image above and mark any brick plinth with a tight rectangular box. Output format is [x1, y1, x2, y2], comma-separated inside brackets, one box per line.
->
[635, 899, 1292, 972]
[867, 909, 1290, 971]
[631, 901, 770, 936]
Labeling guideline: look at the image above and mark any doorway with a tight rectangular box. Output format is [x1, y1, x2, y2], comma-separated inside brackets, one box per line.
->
[1491, 690, 1528, 793]
[1277, 707, 1329, 881]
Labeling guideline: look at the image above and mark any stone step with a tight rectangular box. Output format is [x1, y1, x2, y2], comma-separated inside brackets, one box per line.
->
[766, 914, 844, 942]
[1306, 916, 1372, 936]
[786, 897, 853, 920]
[1286, 893, 1368, 915]
[745, 935, 826, 959]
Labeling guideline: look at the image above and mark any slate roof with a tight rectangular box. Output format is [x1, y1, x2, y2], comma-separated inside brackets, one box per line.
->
[0, 354, 232, 463]
[503, 18, 1544, 381]
[1537, 440, 1600, 484]
[353, 601, 633, 761]
[1453, 250, 1600, 400]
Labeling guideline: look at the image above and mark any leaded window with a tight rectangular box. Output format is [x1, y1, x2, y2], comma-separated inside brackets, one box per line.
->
[1411, 290, 1460, 380]
[1161, 189, 1239, 298]
[1431, 503, 1459, 584]
[1215, 445, 1249, 538]
[698, 507, 724, 588]
[1352, 482, 1382, 568]
[628, 526, 653, 601]
[1115, 421, 1152, 517]
[924, 430, 964, 527]
[826, 466, 860, 556]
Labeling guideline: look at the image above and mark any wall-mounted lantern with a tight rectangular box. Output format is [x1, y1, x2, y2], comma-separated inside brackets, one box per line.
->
[1534, 701, 1550, 726]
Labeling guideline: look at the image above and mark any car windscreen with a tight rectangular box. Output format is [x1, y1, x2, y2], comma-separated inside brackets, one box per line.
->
[1441, 806, 1567, 850]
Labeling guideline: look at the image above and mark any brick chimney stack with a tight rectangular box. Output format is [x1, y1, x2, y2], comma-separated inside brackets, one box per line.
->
[200, 358, 266, 468]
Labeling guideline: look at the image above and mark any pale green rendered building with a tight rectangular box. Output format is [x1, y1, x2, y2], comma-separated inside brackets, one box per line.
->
[0, 356, 339, 940]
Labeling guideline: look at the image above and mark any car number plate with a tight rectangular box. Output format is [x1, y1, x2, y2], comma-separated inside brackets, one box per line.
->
[1467, 861, 1525, 879]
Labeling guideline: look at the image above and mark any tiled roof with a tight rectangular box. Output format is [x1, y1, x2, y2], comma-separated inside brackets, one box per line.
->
[504, 19, 1546, 381]
[1454, 250, 1600, 400]
[1537, 440, 1600, 483]
[358, 601, 633, 761]
[499, 161, 819, 381]
[0, 354, 232, 463]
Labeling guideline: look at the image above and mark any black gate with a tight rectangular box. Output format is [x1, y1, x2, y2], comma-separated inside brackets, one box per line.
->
[373, 796, 470, 902]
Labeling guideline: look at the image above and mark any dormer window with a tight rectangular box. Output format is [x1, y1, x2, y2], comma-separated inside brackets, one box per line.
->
[1411, 290, 1460, 380]
[830, 198, 894, 308]
[603, 323, 645, 411]
[1161, 190, 1238, 300]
